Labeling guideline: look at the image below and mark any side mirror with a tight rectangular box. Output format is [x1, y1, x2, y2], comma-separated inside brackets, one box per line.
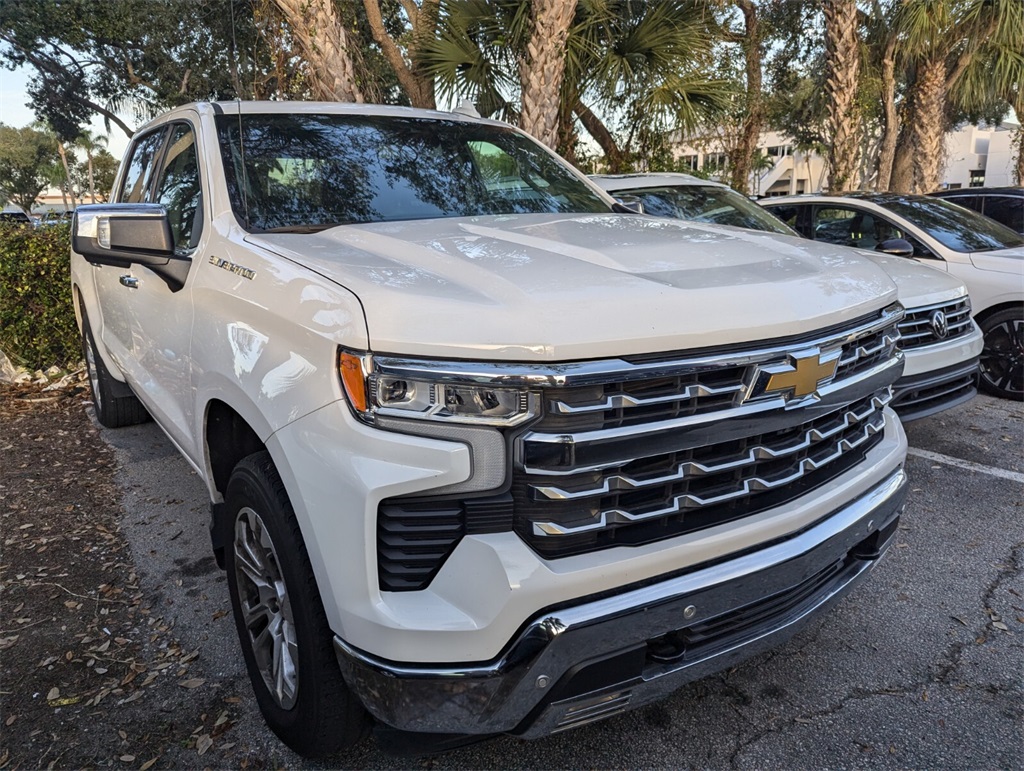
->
[73, 204, 190, 291]
[875, 238, 915, 257]
[613, 195, 645, 214]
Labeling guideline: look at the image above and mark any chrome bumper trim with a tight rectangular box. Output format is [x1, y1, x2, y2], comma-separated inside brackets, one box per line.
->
[335, 468, 908, 737]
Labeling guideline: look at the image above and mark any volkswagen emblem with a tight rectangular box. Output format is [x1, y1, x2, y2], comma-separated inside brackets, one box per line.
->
[930, 309, 949, 339]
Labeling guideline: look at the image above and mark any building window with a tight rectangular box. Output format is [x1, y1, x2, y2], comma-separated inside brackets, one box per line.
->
[678, 154, 699, 171]
[703, 152, 728, 172]
[969, 169, 985, 188]
[946, 183, 962, 190]
[766, 145, 792, 158]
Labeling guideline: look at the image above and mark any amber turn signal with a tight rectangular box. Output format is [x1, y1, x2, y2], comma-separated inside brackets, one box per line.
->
[338, 351, 368, 412]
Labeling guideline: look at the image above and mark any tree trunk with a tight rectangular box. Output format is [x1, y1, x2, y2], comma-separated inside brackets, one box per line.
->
[729, 0, 763, 195]
[1014, 92, 1024, 185]
[87, 151, 96, 204]
[520, 0, 578, 149]
[908, 55, 947, 193]
[55, 141, 74, 209]
[272, 0, 364, 102]
[362, 0, 438, 108]
[823, 0, 861, 192]
[875, 36, 898, 191]
[574, 99, 623, 172]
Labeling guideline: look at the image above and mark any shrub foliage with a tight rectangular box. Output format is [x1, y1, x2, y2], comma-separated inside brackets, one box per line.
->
[0, 223, 80, 370]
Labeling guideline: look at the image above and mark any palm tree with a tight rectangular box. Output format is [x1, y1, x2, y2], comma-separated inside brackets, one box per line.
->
[823, 0, 861, 192]
[893, 0, 1016, 193]
[74, 131, 108, 204]
[951, 0, 1024, 183]
[421, 0, 730, 170]
[520, 0, 578, 148]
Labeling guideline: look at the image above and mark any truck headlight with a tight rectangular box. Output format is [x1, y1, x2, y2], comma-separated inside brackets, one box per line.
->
[338, 350, 537, 427]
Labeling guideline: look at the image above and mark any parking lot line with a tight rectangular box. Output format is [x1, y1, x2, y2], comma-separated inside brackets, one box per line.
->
[908, 447, 1024, 484]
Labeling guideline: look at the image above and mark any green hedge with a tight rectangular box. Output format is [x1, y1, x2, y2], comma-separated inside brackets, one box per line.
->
[0, 222, 81, 371]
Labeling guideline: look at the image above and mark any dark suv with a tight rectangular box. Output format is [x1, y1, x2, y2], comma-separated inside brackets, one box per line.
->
[930, 187, 1023, 235]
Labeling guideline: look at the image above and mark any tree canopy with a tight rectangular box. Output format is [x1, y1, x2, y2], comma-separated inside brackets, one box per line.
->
[1, 0, 1020, 190]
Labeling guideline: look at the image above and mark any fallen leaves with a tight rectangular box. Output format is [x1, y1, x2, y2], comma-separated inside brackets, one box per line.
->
[195, 734, 213, 755]
[178, 678, 205, 689]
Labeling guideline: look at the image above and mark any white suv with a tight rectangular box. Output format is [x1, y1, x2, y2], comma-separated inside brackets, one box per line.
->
[761, 193, 1024, 400]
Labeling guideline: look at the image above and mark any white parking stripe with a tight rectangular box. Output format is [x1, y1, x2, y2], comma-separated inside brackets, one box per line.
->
[908, 447, 1024, 484]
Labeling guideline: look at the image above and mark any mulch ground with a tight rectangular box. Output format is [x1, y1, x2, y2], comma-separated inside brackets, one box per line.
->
[0, 383, 259, 770]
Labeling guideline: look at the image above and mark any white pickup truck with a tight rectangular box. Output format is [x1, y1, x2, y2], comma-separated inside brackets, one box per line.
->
[71, 102, 909, 757]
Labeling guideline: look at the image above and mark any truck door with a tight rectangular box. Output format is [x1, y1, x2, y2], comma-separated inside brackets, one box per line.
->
[119, 119, 205, 464]
[92, 127, 169, 377]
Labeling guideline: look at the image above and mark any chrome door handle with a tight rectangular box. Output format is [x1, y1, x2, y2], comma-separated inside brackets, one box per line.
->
[119, 275, 139, 289]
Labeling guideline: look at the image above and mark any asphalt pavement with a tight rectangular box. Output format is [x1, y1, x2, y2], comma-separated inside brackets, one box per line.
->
[98, 394, 1024, 769]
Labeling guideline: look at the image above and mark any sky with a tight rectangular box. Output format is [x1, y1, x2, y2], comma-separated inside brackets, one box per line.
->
[0, 65, 131, 160]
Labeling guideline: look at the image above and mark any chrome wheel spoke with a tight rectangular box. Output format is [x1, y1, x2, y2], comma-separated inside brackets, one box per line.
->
[232, 505, 300, 709]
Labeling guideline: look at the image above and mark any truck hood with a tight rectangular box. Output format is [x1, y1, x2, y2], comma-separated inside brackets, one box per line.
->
[247, 213, 898, 361]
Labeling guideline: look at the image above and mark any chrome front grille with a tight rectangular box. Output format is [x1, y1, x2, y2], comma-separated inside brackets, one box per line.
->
[898, 298, 972, 349]
[512, 305, 903, 560]
[513, 388, 890, 556]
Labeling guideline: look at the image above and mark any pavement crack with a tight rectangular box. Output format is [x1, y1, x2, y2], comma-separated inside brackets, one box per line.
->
[936, 541, 1023, 684]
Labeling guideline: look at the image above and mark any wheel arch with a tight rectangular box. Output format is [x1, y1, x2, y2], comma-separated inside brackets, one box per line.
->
[203, 396, 271, 568]
[974, 300, 1023, 326]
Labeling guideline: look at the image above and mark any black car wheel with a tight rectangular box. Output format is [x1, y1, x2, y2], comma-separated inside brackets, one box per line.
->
[978, 309, 1024, 400]
[224, 451, 369, 757]
[80, 310, 150, 427]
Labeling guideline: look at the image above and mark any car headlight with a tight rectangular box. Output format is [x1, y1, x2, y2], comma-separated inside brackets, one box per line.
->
[338, 350, 538, 427]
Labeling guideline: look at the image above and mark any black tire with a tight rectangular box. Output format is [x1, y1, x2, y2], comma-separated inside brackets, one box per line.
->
[224, 451, 369, 757]
[978, 308, 1024, 400]
[80, 311, 150, 428]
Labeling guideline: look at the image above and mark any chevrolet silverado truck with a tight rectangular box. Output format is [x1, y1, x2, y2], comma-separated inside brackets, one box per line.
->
[71, 102, 909, 757]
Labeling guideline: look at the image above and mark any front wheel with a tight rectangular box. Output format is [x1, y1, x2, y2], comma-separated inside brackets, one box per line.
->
[978, 309, 1024, 400]
[224, 452, 368, 757]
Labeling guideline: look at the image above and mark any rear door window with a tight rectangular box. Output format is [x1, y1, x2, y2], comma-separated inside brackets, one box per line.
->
[982, 195, 1023, 234]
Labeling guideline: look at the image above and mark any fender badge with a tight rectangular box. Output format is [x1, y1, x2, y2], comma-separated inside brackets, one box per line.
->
[209, 255, 256, 280]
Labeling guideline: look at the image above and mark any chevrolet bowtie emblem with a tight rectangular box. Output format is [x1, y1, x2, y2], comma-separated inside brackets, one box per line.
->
[746, 349, 841, 403]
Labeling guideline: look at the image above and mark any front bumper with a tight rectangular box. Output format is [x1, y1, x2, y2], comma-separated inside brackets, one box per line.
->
[335, 468, 907, 738]
[892, 357, 979, 422]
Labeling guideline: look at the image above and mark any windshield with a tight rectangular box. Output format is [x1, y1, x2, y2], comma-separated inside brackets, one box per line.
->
[619, 184, 798, 235]
[881, 196, 1024, 253]
[215, 114, 611, 231]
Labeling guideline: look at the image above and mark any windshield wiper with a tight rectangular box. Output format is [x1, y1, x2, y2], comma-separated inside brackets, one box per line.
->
[256, 222, 353, 234]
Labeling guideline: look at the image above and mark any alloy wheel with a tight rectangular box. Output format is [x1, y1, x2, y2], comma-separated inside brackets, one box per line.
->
[233, 506, 299, 709]
[980, 317, 1024, 398]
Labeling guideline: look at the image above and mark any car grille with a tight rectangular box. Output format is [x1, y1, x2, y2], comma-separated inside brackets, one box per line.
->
[897, 298, 972, 350]
[514, 388, 890, 558]
[377, 305, 903, 590]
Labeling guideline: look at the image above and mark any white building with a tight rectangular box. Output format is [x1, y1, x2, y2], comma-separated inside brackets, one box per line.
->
[674, 120, 1020, 194]
[940, 121, 1019, 189]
